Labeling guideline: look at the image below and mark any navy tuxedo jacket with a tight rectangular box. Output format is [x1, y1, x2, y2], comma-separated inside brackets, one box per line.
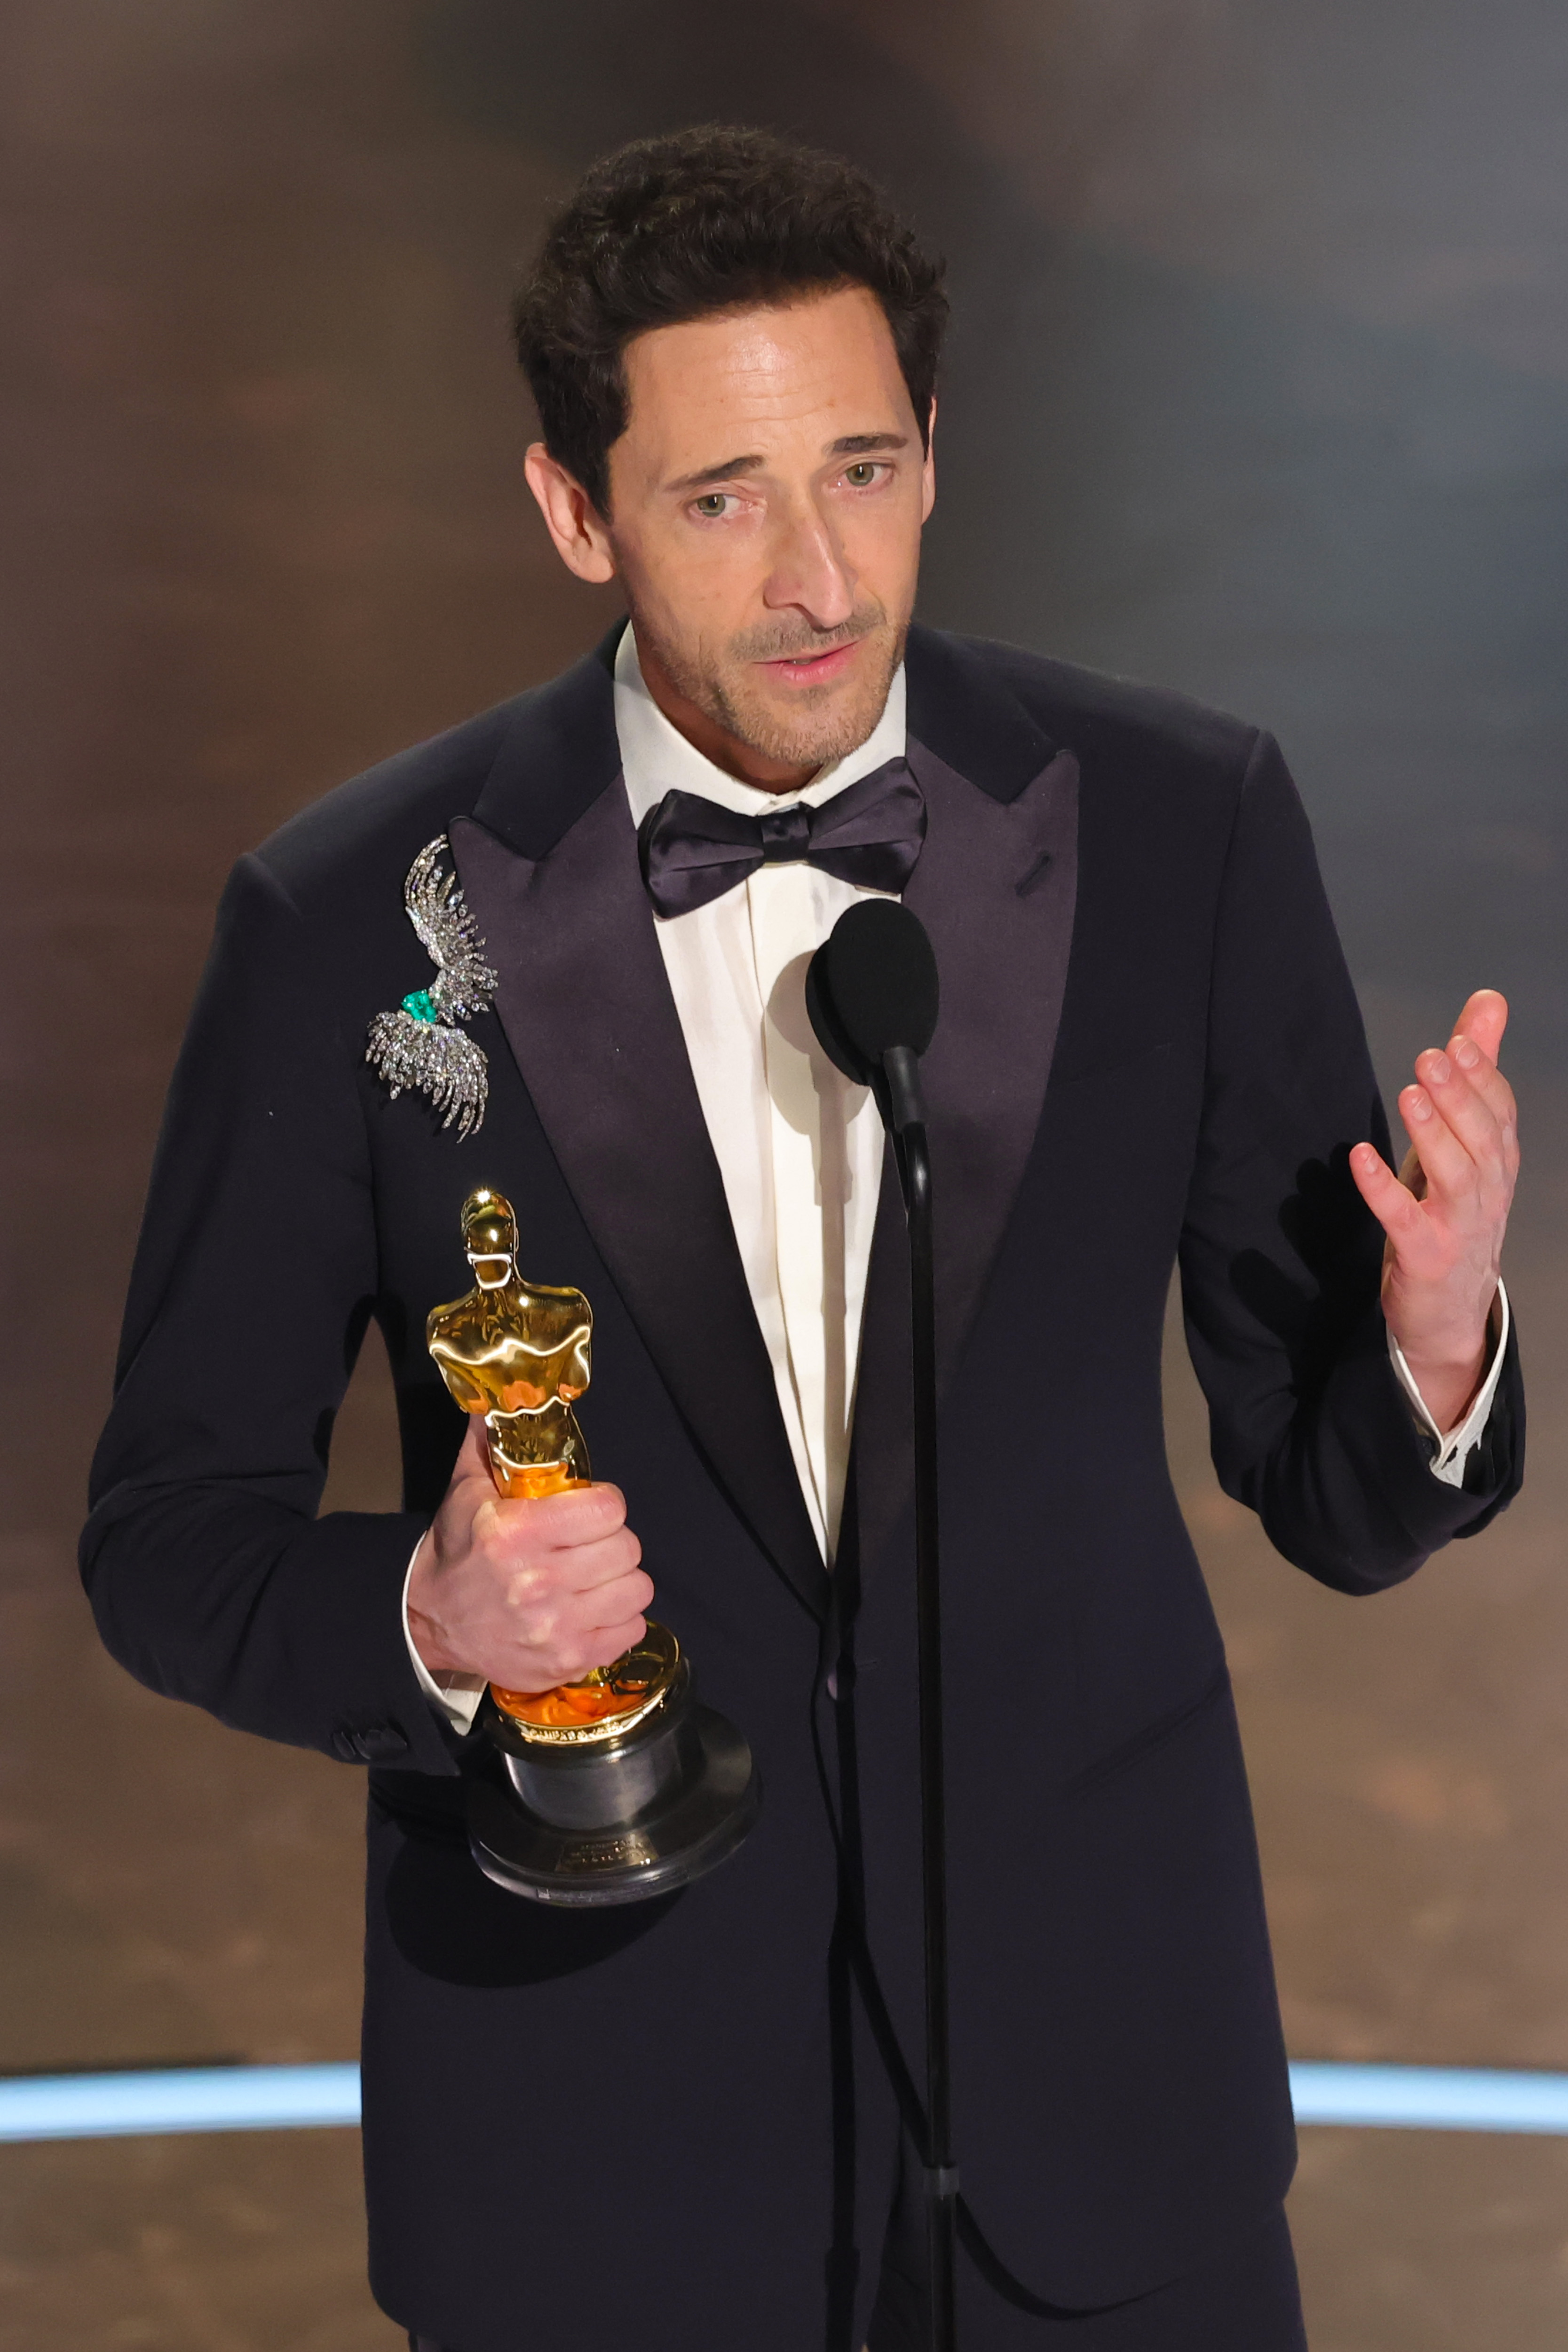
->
[83, 624, 1521, 2349]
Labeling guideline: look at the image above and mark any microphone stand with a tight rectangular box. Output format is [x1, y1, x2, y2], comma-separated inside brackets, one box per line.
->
[880, 1043, 958, 2352]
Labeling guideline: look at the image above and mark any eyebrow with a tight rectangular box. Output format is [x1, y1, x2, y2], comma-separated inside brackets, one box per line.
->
[665, 430, 911, 493]
[667, 452, 767, 492]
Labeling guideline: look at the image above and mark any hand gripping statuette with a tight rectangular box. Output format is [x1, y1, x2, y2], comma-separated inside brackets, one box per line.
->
[427, 1188, 759, 1905]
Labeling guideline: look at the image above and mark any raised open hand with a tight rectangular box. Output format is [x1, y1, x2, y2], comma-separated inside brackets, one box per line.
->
[1349, 989, 1517, 1435]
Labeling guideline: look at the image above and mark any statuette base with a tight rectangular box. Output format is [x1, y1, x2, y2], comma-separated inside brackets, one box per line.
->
[467, 1673, 758, 1907]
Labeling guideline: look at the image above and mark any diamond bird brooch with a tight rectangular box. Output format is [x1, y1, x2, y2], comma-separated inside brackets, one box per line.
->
[366, 835, 499, 1138]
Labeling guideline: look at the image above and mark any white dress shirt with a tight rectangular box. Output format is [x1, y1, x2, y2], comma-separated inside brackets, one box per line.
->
[612, 623, 903, 1555]
[1389, 1285, 1508, 1484]
[404, 630, 1508, 1729]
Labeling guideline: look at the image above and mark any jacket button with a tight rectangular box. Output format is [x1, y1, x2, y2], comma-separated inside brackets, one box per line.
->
[331, 1722, 410, 1764]
[357, 1723, 410, 1762]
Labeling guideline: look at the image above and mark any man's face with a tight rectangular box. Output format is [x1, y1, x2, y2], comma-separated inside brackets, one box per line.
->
[528, 285, 934, 785]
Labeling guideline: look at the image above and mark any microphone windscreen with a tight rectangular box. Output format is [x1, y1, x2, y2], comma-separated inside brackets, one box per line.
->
[806, 900, 939, 1084]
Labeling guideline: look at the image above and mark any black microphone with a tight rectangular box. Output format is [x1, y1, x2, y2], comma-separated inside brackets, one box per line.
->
[805, 898, 939, 1138]
[807, 897, 959, 2352]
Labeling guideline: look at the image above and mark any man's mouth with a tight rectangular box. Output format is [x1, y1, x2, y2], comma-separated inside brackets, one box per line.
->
[757, 638, 863, 688]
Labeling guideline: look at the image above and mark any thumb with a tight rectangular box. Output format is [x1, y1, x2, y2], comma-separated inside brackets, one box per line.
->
[1350, 1139, 1424, 1248]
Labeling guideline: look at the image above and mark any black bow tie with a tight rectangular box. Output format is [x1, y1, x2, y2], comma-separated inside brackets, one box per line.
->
[637, 757, 927, 919]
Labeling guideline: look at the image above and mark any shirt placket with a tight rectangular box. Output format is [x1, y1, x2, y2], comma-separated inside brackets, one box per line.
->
[746, 859, 843, 1555]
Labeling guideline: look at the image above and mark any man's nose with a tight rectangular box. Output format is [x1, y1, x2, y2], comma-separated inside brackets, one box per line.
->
[762, 503, 856, 631]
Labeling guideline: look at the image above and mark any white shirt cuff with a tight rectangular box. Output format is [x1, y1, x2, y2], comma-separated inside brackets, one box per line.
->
[1387, 1281, 1510, 1489]
[402, 1535, 487, 1733]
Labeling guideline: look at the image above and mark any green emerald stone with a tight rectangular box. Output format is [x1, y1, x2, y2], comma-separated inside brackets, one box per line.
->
[402, 989, 438, 1024]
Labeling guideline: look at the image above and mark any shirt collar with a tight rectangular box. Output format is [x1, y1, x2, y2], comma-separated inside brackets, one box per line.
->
[615, 622, 907, 830]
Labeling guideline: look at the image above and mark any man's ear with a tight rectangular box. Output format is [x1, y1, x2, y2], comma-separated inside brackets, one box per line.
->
[920, 397, 937, 524]
[524, 444, 618, 584]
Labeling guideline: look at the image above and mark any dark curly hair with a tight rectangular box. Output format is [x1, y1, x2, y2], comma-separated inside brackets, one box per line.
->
[513, 126, 948, 515]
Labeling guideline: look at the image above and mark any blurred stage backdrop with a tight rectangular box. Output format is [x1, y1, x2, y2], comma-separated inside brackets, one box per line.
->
[4, 3, 1568, 2345]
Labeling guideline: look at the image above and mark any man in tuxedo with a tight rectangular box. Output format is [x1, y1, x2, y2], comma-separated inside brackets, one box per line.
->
[83, 127, 1520, 2351]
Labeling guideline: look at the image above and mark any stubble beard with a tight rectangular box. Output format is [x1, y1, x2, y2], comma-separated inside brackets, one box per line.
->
[636, 604, 906, 773]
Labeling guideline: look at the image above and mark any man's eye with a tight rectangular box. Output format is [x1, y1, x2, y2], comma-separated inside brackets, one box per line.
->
[693, 493, 730, 518]
[844, 463, 881, 487]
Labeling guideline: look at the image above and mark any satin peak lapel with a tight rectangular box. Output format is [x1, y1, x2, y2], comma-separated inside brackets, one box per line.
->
[450, 789, 828, 1619]
[850, 737, 1080, 1584]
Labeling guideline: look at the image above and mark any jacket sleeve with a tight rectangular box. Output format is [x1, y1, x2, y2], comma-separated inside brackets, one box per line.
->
[80, 852, 459, 1774]
[1178, 732, 1523, 1595]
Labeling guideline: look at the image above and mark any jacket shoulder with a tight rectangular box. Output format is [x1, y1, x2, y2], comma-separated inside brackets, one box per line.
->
[251, 696, 525, 917]
[947, 632, 1262, 782]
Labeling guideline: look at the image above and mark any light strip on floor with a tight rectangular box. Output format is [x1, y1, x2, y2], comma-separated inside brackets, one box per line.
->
[5, 2061, 1568, 2144]
[1289, 2062, 1568, 2134]
[0, 2064, 362, 2141]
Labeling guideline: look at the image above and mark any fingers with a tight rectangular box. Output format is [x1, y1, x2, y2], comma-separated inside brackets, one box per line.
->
[527, 1622, 649, 1688]
[1442, 1029, 1519, 1158]
[444, 1431, 631, 1556]
[1406, 1036, 1518, 1201]
[515, 1480, 630, 1548]
[566, 1533, 647, 1603]
[1452, 987, 1508, 1066]
[1445, 1038, 1515, 1134]
[1396, 1079, 1482, 1220]
[575, 1568, 655, 1641]
[1353, 985, 1520, 1292]
[472, 1480, 631, 1562]
[1363, 994, 1513, 1226]
[565, 1621, 649, 1677]
[498, 1518, 642, 1600]
[1427, 990, 1515, 1148]
[1408, 1058, 1505, 1179]
[505, 1569, 654, 1686]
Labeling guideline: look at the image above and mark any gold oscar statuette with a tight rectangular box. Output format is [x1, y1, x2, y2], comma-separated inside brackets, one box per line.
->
[428, 1188, 758, 1905]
